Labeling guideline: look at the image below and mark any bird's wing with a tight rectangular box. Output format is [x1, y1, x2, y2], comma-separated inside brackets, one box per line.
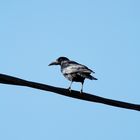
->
[62, 61, 95, 74]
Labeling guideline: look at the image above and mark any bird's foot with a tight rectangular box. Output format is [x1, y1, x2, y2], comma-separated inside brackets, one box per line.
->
[68, 87, 71, 93]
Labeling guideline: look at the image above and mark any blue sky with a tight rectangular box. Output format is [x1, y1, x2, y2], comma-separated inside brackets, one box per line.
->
[0, 0, 140, 140]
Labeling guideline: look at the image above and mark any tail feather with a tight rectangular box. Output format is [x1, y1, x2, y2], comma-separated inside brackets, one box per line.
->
[79, 73, 97, 80]
[87, 75, 98, 80]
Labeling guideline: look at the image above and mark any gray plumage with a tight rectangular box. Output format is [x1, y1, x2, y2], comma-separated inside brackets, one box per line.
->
[48, 57, 97, 93]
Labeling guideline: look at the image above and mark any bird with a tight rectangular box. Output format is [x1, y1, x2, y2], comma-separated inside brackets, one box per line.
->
[48, 56, 97, 93]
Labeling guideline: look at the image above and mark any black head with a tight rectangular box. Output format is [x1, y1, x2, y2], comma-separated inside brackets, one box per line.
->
[57, 57, 69, 63]
[48, 56, 69, 66]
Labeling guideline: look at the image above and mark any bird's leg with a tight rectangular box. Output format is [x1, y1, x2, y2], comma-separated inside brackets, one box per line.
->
[80, 81, 84, 93]
[68, 81, 73, 92]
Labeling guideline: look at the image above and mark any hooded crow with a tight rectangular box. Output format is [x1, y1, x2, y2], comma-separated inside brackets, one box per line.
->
[48, 57, 97, 93]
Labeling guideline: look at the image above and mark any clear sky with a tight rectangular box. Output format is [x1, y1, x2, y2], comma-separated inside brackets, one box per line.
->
[0, 0, 140, 140]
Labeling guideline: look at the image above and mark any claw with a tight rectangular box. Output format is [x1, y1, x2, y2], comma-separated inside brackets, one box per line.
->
[68, 87, 71, 92]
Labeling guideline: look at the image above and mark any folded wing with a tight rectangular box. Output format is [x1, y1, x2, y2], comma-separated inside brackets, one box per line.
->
[62, 61, 95, 74]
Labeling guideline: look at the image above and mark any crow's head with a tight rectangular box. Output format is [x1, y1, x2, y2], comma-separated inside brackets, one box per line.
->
[48, 57, 69, 66]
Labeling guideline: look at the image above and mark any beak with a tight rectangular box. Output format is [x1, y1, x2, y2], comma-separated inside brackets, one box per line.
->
[48, 60, 59, 66]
